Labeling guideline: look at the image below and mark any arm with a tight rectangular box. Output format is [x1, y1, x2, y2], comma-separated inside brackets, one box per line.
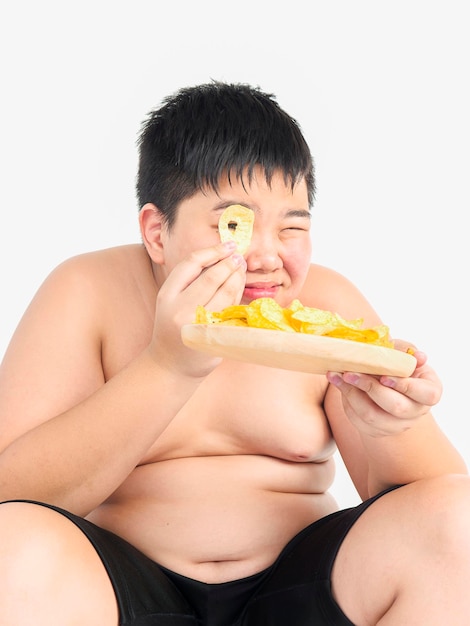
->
[301, 264, 467, 499]
[0, 241, 245, 516]
[325, 351, 467, 499]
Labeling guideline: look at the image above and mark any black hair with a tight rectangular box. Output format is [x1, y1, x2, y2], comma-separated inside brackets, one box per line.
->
[136, 81, 315, 228]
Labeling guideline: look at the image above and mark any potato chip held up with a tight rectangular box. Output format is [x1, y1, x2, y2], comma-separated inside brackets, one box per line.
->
[218, 205, 254, 254]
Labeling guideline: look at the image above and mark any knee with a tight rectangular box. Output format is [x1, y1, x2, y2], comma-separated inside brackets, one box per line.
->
[0, 501, 119, 623]
[414, 474, 470, 554]
[0, 501, 78, 585]
[0, 502, 64, 579]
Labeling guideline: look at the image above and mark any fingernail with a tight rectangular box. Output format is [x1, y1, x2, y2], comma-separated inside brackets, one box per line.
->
[232, 254, 246, 267]
[343, 373, 359, 385]
[327, 373, 343, 386]
[222, 240, 237, 250]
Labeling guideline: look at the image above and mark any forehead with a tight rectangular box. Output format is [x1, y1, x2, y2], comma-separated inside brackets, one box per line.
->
[205, 167, 309, 208]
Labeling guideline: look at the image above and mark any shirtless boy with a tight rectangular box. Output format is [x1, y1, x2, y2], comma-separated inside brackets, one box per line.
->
[0, 81, 469, 625]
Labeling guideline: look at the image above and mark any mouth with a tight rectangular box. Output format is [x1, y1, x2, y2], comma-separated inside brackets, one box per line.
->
[243, 283, 280, 301]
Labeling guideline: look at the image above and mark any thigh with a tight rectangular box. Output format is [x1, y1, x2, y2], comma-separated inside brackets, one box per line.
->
[0, 500, 199, 625]
[0, 500, 119, 625]
[239, 491, 398, 626]
[331, 475, 470, 625]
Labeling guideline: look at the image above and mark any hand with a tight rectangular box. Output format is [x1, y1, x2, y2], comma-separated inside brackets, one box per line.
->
[326, 341, 443, 437]
[150, 240, 246, 377]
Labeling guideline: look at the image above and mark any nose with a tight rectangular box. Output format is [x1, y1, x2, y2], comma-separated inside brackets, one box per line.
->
[245, 231, 282, 272]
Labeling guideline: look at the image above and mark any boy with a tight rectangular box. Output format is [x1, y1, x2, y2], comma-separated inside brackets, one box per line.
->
[0, 81, 469, 625]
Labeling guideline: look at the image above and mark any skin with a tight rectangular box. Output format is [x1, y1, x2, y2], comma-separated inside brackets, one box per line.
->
[0, 168, 468, 625]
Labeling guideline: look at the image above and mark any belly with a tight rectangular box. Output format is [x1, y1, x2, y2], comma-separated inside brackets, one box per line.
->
[87, 454, 338, 583]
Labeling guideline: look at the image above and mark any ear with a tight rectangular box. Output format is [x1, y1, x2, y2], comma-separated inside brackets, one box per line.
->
[139, 203, 166, 264]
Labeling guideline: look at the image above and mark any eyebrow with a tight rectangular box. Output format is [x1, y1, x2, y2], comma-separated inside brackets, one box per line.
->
[284, 209, 311, 219]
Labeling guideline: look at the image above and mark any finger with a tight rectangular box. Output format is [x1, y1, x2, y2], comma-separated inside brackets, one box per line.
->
[330, 372, 431, 419]
[182, 253, 246, 307]
[392, 338, 428, 369]
[340, 390, 417, 436]
[360, 371, 440, 414]
[392, 338, 418, 354]
[379, 371, 442, 407]
[327, 373, 412, 429]
[203, 265, 246, 311]
[164, 241, 239, 297]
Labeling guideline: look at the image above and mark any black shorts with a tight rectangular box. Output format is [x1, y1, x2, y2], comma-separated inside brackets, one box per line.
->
[4, 488, 398, 625]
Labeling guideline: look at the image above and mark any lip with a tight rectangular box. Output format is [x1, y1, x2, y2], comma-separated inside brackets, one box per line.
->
[243, 283, 280, 301]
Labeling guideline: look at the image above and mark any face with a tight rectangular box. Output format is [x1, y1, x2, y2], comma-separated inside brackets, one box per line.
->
[157, 168, 312, 307]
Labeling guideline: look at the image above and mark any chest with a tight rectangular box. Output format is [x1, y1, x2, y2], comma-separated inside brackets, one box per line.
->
[143, 359, 333, 463]
[99, 277, 333, 464]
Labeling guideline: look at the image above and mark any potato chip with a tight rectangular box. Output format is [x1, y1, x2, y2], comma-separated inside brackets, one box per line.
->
[218, 205, 254, 254]
[245, 298, 295, 332]
[291, 307, 366, 336]
[195, 304, 248, 325]
[194, 298, 394, 348]
[218, 305, 249, 322]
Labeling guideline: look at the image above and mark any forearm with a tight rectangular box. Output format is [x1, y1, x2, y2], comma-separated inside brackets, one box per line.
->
[0, 349, 202, 515]
[362, 413, 468, 496]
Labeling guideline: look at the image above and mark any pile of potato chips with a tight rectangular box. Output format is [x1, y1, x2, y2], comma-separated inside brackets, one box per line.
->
[195, 298, 393, 347]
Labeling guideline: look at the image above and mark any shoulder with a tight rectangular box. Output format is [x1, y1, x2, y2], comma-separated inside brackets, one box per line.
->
[42, 244, 148, 298]
[299, 263, 382, 325]
[51, 244, 146, 279]
[22, 244, 150, 333]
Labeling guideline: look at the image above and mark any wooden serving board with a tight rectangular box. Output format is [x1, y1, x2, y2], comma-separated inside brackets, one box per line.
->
[181, 324, 417, 376]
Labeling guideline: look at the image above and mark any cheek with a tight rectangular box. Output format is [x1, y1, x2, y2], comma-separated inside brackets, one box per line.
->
[282, 239, 312, 279]
[165, 226, 218, 262]
[186, 225, 221, 251]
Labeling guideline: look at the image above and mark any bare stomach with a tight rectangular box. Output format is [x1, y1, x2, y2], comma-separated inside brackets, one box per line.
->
[87, 454, 338, 583]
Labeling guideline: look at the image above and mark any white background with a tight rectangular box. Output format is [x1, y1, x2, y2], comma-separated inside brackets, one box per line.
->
[1, 1, 469, 507]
